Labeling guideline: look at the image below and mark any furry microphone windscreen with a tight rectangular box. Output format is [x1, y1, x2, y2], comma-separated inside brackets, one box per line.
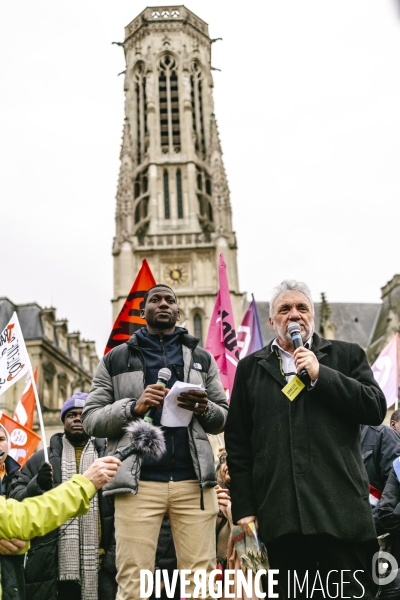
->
[115, 420, 166, 462]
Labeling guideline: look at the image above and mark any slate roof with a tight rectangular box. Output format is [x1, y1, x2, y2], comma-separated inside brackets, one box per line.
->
[0, 297, 98, 376]
[0, 298, 44, 339]
[256, 301, 381, 349]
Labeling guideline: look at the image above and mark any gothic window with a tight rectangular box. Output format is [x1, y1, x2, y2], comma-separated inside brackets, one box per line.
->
[134, 197, 149, 222]
[194, 313, 203, 346]
[196, 166, 213, 231]
[164, 169, 170, 219]
[190, 62, 206, 158]
[134, 63, 148, 165]
[159, 55, 181, 153]
[176, 169, 183, 219]
[134, 167, 150, 236]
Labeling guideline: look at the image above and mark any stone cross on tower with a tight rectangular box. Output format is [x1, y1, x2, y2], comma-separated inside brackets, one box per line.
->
[112, 6, 244, 344]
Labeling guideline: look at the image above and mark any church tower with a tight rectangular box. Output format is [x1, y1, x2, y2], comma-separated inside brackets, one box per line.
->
[112, 6, 244, 343]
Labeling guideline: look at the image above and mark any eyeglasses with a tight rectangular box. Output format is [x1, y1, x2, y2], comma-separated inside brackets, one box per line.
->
[219, 453, 227, 465]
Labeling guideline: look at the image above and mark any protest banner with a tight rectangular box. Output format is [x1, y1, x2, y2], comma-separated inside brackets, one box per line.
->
[14, 366, 38, 430]
[237, 295, 264, 358]
[372, 333, 399, 409]
[0, 313, 48, 461]
[205, 254, 239, 400]
[105, 259, 156, 354]
[0, 411, 40, 467]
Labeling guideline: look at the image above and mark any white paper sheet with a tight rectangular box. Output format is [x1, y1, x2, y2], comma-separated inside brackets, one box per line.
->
[160, 381, 205, 427]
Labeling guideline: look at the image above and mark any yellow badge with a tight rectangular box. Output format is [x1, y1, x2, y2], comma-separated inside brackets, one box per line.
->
[281, 376, 305, 401]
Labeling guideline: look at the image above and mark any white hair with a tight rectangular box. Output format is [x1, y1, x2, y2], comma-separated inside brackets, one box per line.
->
[269, 280, 314, 317]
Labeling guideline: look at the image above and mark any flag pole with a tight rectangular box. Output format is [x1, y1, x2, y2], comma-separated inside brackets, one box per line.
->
[26, 362, 48, 463]
[13, 314, 49, 462]
[251, 293, 264, 348]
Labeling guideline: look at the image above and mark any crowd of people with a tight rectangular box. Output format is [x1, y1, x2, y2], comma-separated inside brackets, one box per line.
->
[1, 280, 400, 600]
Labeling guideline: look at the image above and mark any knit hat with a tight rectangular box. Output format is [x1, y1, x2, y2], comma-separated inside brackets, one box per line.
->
[60, 392, 88, 422]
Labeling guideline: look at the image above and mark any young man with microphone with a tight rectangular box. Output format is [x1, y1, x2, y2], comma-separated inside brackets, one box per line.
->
[82, 284, 228, 600]
[225, 280, 386, 600]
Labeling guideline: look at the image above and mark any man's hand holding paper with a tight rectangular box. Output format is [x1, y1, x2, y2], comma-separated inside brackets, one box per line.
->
[160, 382, 207, 427]
[178, 389, 208, 416]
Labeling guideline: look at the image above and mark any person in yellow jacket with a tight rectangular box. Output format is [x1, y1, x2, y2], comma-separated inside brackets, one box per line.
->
[0, 456, 121, 600]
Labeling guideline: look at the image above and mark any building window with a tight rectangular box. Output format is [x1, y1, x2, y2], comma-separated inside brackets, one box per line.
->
[134, 63, 148, 165]
[190, 62, 206, 158]
[164, 169, 170, 219]
[159, 55, 181, 153]
[57, 373, 68, 406]
[194, 313, 203, 346]
[196, 166, 213, 231]
[134, 168, 148, 201]
[133, 167, 150, 240]
[135, 198, 149, 223]
[176, 169, 183, 219]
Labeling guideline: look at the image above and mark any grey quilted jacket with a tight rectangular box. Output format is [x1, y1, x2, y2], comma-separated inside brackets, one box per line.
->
[81, 330, 228, 496]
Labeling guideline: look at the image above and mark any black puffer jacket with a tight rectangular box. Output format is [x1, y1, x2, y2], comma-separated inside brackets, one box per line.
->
[9, 434, 116, 600]
[360, 424, 400, 533]
[1, 455, 24, 600]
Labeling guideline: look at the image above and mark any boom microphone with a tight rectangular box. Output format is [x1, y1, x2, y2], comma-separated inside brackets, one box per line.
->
[287, 321, 307, 376]
[144, 367, 172, 424]
[114, 420, 166, 462]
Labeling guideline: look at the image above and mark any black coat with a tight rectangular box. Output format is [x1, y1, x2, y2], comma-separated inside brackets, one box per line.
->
[378, 468, 400, 564]
[0, 456, 24, 600]
[225, 334, 386, 545]
[360, 424, 400, 532]
[9, 433, 116, 600]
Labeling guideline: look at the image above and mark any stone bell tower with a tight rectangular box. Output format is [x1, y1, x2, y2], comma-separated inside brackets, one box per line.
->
[112, 6, 244, 344]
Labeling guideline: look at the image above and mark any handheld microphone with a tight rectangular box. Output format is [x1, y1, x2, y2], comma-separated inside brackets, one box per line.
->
[287, 322, 307, 377]
[114, 420, 166, 462]
[144, 367, 172, 424]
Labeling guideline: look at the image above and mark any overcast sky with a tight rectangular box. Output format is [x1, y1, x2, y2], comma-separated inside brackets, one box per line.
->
[1, 1, 400, 353]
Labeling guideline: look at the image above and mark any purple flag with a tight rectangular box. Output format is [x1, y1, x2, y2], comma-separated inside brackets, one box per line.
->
[237, 295, 264, 359]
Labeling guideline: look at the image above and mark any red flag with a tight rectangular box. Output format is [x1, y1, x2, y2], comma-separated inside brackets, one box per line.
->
[105, 259, 156, 355]
[13, 366, 38, 430]
[205, 254, 239, 401]
[0, 412, 41, 468]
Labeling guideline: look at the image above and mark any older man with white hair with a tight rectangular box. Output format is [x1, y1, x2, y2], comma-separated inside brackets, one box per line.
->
[225, 280, 386, 600]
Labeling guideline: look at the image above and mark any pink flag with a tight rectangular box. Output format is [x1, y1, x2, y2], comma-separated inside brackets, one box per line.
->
[205, 254, 239, 400]
[371, 333, 398, 408]
[237, 295, 264, 359]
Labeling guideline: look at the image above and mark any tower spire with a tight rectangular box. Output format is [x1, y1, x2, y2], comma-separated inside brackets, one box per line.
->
[112, 6, 244, 341]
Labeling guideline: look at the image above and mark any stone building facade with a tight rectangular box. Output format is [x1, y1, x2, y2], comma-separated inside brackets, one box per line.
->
[112, 6, 246, 345]
[0, 298, 98, 438]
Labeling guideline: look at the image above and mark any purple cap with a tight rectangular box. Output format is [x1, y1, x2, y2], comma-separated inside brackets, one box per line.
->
[60, 392, 88, 422]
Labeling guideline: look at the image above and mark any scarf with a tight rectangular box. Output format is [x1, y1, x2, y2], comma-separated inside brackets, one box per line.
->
[58, 435, 98, 600]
